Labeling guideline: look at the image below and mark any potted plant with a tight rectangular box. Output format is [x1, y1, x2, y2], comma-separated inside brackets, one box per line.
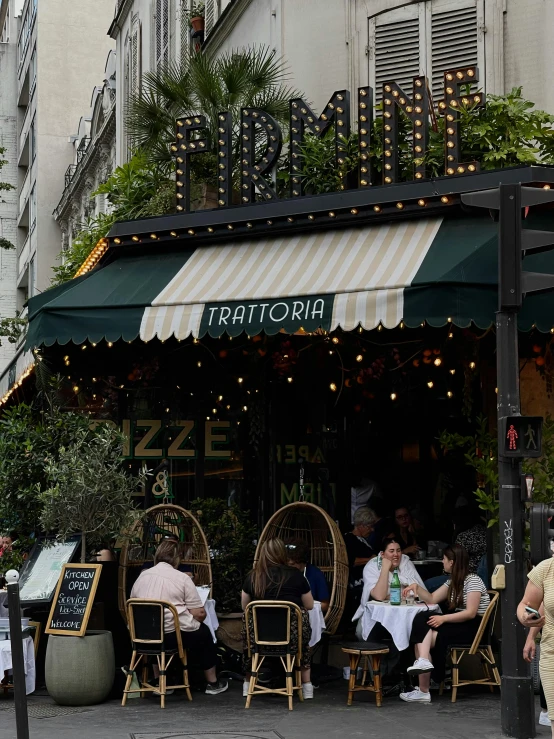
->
[191, 498, 256, 650]
[190, 1, 205, 32]
[40, 421, 144, 706]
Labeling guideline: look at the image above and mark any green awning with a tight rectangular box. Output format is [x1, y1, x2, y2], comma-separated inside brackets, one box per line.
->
[25, 214, 554, 349]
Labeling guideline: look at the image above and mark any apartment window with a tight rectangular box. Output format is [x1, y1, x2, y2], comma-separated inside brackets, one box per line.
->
[17, 0, 37, 66]
[368, 0, 484, 109]
[154, 0, 171, 70]
[30, 47, 37, 92]
[29, 256, 35, 298]
[30, 116, 36, 162]
[29, 185, 36, 232]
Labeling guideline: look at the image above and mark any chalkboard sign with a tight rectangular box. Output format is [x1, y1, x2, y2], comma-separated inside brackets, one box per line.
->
[45, 564, 102, 637]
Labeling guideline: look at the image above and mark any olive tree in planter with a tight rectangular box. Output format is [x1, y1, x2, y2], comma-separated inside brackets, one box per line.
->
[40, 422, 143, 562]
[39, 421, 144, 706]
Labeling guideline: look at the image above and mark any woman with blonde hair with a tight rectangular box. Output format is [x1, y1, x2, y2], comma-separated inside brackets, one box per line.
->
[241, 538, 314, 698]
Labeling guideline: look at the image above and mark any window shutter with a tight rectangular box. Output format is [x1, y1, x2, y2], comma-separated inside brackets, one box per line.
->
[130, 22, 142, 96]
[179, 0, 190, 64]
[204, 0, 216, 37]
[155, 0, 170, 69]
[430, 0, 481, 100]
[368, 5, 425, 109]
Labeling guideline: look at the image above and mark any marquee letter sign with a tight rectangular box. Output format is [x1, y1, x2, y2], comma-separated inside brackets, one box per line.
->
[382, 75, 429, 184]
[289, 90, 351, 197]
[173, 66, 483, 211]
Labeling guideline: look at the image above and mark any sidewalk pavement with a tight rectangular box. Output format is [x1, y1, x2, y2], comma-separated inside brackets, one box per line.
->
[0, 680, 547, 739]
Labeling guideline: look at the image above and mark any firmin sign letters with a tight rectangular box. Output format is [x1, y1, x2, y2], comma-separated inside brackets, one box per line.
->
[173, 65, 483, 212]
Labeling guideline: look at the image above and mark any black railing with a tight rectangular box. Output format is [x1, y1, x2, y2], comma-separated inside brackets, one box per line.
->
[76, 137, 90, 164]
[64, 164, 76, 189]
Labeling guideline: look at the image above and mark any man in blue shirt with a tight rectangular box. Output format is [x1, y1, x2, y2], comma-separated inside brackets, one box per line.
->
[286, 539, 330, 613]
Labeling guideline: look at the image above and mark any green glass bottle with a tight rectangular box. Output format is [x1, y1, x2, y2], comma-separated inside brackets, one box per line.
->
[390, 568, 401, 605]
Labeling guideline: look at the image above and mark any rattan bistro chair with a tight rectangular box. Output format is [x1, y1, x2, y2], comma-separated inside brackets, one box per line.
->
[244, 601, 304, 711]
[440, 590, 501, 703]
[255, 502, 348, 635]
[122, 598, 192, 709]
[119, 504, 212, 624]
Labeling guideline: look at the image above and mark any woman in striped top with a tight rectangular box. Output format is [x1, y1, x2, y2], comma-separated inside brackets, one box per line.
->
[398, 544, 489, 703]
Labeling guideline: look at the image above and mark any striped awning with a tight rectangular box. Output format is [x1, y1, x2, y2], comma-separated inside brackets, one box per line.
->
[140, 218, 442, 340]
[24, 214, 554, 349]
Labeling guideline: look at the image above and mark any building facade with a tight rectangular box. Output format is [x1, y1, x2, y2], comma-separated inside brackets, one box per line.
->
[0, 0, 115, 388]
[53, 52, 117, 252]
[0, 0, 20, 372]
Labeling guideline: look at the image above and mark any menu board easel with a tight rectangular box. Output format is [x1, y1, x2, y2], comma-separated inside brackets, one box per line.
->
[18, 536, 81, 606]
[45, 564, 102, 637]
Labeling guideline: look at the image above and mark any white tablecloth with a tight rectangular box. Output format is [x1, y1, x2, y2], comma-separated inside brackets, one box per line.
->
[204, 599, 219, 643]
[361, 601, 440, 651]
[0, 636, 35, 694]
[308, 601, 326, 647]
[0, 590, 7, 617]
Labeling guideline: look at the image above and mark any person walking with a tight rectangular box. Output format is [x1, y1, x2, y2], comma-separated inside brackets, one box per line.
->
[518, 557, 554, 737]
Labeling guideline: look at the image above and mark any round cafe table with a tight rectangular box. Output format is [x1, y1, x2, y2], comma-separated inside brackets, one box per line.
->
[361, 601, 440, 651]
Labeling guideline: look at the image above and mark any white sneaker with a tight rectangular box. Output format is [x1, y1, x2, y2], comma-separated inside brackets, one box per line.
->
[539, 710, 551, 726]
[243, 681, 250, 697]
[302, 682, 314, 699]
[407, 657, 434, 675]
[400, 688, 431, 703]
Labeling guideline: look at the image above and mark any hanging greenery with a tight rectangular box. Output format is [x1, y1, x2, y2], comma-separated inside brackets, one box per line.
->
[51, 153, 175, 286]
[439, 414, 554, 529]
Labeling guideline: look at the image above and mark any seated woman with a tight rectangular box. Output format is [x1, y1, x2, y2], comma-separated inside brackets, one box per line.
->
[394, 506, 425, 557]
[353, 537, 427, 639]
[286, 539, 330, 613]
[241, 538, 315, 699]
[400, 543, 490, 704]
[130, 539, 228, 696]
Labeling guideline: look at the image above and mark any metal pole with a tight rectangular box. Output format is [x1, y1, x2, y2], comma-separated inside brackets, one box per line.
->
[497, 184, 534, 738]
[7, 582, 30, 739]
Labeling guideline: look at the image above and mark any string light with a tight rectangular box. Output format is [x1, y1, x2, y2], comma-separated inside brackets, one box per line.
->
[237, 377, 244, 384]
[447, 391, 453, 398]
[427, 381, 434, 389]
[390, 392, 397, 400]
[469, 362, 476, 369]
[287, 377, 293, 383]
[329, 383, 337, 392]
[449, 369, 456, 375]
[434, 357, 442, 366]
[356, 354, 363, 362]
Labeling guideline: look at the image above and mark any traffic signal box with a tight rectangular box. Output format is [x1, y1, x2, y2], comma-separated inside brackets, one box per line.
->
[501, 416, 543, 458]
[530, 503, 554, 565]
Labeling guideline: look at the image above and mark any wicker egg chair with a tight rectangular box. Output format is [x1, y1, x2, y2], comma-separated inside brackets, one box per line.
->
[118, 503, 212, 623]
[254, 502, 348, 635]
